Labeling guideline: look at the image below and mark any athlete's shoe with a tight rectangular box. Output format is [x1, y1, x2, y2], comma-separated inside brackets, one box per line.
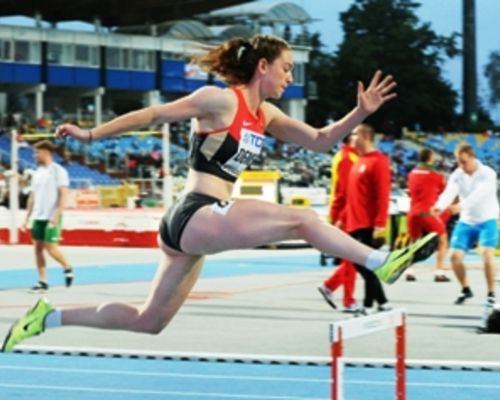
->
[343, 303, 362, 313]
[455, 290, 474, 305]
[377, 302, 393, 312]
[434, 274, 451, 283]
[317, 286, 337, 310]
[64, 268, 74, 287]
[1, 298, 54, 352]
[28, 281, 49, 294]
[376, 233, 438, 284]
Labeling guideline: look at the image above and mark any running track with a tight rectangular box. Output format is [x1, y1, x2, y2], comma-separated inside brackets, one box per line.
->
[0, 352, 499, 400]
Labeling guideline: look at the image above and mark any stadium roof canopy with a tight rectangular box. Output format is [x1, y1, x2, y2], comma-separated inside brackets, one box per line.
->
[0, 0, 253, 27]
[198, 1, 313, 25]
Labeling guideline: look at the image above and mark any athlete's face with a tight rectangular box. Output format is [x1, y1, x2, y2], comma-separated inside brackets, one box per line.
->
[347, 133, 358, 147]
[456, 152, 477, 174]
[261, 50, 294, 99]
[352, 126, 373, 153]
[34, 148, 51, 165]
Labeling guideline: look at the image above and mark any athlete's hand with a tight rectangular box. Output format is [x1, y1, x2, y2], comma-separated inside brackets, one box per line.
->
[21, 220, 29, 231]
[373, 227, 386, 240]
[430, 207, 441, 216]
[56, 124, 91, 143]
[334, 220, 344, 230]
[357, 70, 397, 116]
[372, 227, 386, 249]
[449, 203, 461, 215]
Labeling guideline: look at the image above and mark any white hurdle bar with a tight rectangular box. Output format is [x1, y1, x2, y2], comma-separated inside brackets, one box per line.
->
[329, 308, 406, 400]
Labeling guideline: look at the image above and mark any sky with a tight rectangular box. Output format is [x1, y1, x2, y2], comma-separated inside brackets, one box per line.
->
[0, 0, 499, 121]
[286, 0, 500, 122]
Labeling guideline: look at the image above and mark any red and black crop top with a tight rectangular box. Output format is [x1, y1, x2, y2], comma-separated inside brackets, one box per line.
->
[188, 87, 266, 183]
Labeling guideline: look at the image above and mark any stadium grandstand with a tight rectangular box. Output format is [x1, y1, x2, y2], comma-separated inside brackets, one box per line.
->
[0, 0, 499, 246]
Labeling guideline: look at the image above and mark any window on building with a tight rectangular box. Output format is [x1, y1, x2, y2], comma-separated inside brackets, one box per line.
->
[292, 63, 304, 85]
[106, 47, 129, 69]
[14, 41, 40, 63]
[0, 40, 12, 61]
[130, 49, 154, 71]
[47, 43, 73, 65]
[74, 45, 99, 67]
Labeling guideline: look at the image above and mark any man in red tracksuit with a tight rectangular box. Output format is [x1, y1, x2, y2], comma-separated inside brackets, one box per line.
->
[319, 124, 392, 313]
[318, 133, 359, 312]
[406, 148, 450, 282]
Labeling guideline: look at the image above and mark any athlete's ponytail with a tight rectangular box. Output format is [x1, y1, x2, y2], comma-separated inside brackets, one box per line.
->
[193, 34, 290, 85]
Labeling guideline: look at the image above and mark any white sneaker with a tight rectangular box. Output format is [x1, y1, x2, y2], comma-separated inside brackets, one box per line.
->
[317, 286, 337, 310]
[343, 303, 362, 313]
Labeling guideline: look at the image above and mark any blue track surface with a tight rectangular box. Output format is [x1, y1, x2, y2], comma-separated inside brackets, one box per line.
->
[0, 353, 499, 400]
[0, 253, 483, 290]
[0, 255, 324, 290]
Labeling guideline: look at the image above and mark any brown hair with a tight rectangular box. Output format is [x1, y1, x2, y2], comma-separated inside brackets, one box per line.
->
[419, 148, 433, 163]
[34, 140, 56, 153]
[455, 143, 475, 157]
[356, 123, 375, 141]
[193, 34, 290, 85]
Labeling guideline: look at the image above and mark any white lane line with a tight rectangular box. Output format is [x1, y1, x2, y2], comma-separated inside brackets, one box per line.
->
[1, 366, 499, 390]
[0, 365, 324, 383]
[0, 383, 325, 400]
[15, 345, 500, 371]
[348, 380, 500, 390]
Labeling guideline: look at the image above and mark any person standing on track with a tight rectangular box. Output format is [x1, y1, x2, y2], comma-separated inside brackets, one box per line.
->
[318, 132, 360, 312]
[432, 143, 499, 305]
[23, 140, 74, 293]
[320, 124, 393, 314]
[2, 34, 437, 352]
[405, 148, 451, 282]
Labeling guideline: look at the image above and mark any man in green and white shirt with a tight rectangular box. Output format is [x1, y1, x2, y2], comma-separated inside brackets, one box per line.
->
[23, 140, 73, 292]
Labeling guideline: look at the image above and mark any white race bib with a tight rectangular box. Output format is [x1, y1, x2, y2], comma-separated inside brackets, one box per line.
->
[221, 129, 265, 177]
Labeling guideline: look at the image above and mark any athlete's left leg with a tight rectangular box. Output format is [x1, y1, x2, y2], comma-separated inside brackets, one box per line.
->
[482, 248, 496, 294]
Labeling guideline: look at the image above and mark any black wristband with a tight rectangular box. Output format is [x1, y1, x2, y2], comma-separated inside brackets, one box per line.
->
[88, 129, 93, 144]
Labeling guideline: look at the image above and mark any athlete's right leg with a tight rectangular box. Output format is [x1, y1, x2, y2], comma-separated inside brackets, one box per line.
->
[482, 247, 496, 295]
[180, 199, 437, 284]
[181, 200, 376, 265]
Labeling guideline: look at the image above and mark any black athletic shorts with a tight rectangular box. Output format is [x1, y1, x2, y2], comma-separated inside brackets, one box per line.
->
[159, 192, 220, 252]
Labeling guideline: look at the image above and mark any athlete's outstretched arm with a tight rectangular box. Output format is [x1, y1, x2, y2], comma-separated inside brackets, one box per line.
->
[55, 86, 227, 142]
[264, 70, 397, 152]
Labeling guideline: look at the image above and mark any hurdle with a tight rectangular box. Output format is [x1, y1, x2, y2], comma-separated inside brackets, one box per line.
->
[330, 308, 406, 400]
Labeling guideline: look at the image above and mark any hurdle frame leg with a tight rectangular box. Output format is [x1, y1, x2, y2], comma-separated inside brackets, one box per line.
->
[331, 328, 343, 400]
[395, 314, 406, 400]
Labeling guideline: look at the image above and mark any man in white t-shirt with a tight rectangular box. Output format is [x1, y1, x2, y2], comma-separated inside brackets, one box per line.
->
[23, 140, 73, 293]
[432, 143, 499, 306]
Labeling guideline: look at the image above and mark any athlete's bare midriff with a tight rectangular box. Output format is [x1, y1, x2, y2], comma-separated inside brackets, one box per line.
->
[182, 169, 235, 201]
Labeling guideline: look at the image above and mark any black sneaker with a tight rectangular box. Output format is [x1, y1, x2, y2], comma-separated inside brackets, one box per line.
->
[377, 302, 393, 312]
[64, 269, 74, 287]
[29, 281, 49, 294]
[455, 290, 473, 305]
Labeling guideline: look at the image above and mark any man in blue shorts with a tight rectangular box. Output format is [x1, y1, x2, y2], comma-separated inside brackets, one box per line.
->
[432, 144, 498, 305]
